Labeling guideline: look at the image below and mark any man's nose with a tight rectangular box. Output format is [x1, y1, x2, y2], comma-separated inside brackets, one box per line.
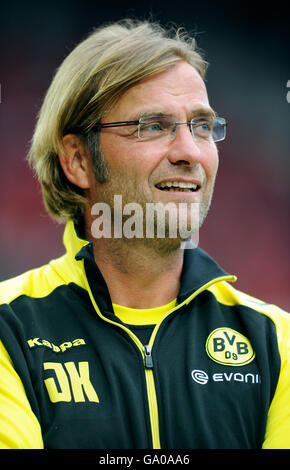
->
[167, 124, 202, 166]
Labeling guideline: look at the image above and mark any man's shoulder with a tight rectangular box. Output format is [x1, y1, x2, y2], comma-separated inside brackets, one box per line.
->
[209, 280, 290, 332]
[0, 254, 70, 306]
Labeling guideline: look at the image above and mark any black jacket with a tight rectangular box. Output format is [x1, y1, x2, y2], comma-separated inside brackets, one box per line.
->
[0, 221, 289, 449]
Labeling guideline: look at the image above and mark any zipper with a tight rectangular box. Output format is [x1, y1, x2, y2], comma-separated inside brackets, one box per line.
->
[143, 345, 153, 368]
[81, 260, 161, 447]
[81, 259, 236, 449]
[143, 345, 161, 449]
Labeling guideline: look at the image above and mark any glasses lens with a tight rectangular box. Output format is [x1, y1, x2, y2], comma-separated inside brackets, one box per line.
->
[138, 116, 174, 140]
[212, 117, 226, 142]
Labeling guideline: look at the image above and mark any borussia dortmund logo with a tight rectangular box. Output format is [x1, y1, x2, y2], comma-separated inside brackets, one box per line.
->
[206, 328, 255, 366]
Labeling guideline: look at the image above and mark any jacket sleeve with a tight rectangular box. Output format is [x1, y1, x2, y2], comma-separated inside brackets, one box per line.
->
[262, 311, 290, 449]
[0, 340, 44, 449]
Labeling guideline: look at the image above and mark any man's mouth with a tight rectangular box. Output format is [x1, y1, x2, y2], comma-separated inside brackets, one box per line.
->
[155, 181, 200, 192]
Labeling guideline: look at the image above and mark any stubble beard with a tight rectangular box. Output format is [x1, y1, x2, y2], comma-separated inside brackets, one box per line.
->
[89, 147, 215, 258]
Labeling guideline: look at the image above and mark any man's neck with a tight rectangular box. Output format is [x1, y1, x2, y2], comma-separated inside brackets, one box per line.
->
[89, 237, 184, 309]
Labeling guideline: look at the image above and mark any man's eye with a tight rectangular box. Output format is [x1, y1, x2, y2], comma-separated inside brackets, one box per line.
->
[141, 121, 163, 132]
[198, 123, 210, 131]
[193, 119, 213, 135]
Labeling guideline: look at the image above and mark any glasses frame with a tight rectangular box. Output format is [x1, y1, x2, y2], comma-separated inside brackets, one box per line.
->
[90, 116, 227, 142]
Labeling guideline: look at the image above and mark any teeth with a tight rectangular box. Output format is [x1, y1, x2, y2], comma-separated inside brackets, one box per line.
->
[157, 181, 198, 190]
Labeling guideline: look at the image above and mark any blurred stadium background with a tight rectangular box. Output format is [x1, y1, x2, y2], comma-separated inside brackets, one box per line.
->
[0, 0, 289, 310]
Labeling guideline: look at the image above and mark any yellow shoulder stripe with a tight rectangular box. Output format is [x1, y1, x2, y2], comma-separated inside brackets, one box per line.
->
[207, 281, 289, 320]
[0, 254, 87, 305]
[0, 221, 90, 305]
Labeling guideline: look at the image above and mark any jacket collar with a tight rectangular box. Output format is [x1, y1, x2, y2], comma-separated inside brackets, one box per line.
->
[63, 220, 236, 306]
[63, 220, 90, 257]
[177, 246, 233, 302]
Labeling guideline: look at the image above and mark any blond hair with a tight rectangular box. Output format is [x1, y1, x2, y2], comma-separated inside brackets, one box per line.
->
[28, 19, 208, 224]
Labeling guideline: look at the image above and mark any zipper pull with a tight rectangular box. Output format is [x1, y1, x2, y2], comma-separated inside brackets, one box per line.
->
[143, 345, 153, 369]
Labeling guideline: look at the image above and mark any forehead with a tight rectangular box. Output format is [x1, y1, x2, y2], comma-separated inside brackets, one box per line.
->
[105, 61, 211, 120]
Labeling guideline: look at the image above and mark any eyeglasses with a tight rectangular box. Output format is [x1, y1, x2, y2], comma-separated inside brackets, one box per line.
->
[91, 115, 227, 142]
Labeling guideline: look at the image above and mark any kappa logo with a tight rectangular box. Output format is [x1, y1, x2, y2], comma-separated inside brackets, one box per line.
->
[27, 337, 86, 353]
[206, 327, 255, 366]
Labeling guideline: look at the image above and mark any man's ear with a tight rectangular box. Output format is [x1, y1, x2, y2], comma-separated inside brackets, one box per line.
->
[59, 134, 91, 189]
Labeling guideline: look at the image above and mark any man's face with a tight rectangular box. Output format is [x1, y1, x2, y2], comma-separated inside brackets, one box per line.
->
[90, 61, 219, 248]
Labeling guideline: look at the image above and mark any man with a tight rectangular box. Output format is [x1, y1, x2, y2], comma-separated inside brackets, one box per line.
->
[0, 19, 289, 449]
